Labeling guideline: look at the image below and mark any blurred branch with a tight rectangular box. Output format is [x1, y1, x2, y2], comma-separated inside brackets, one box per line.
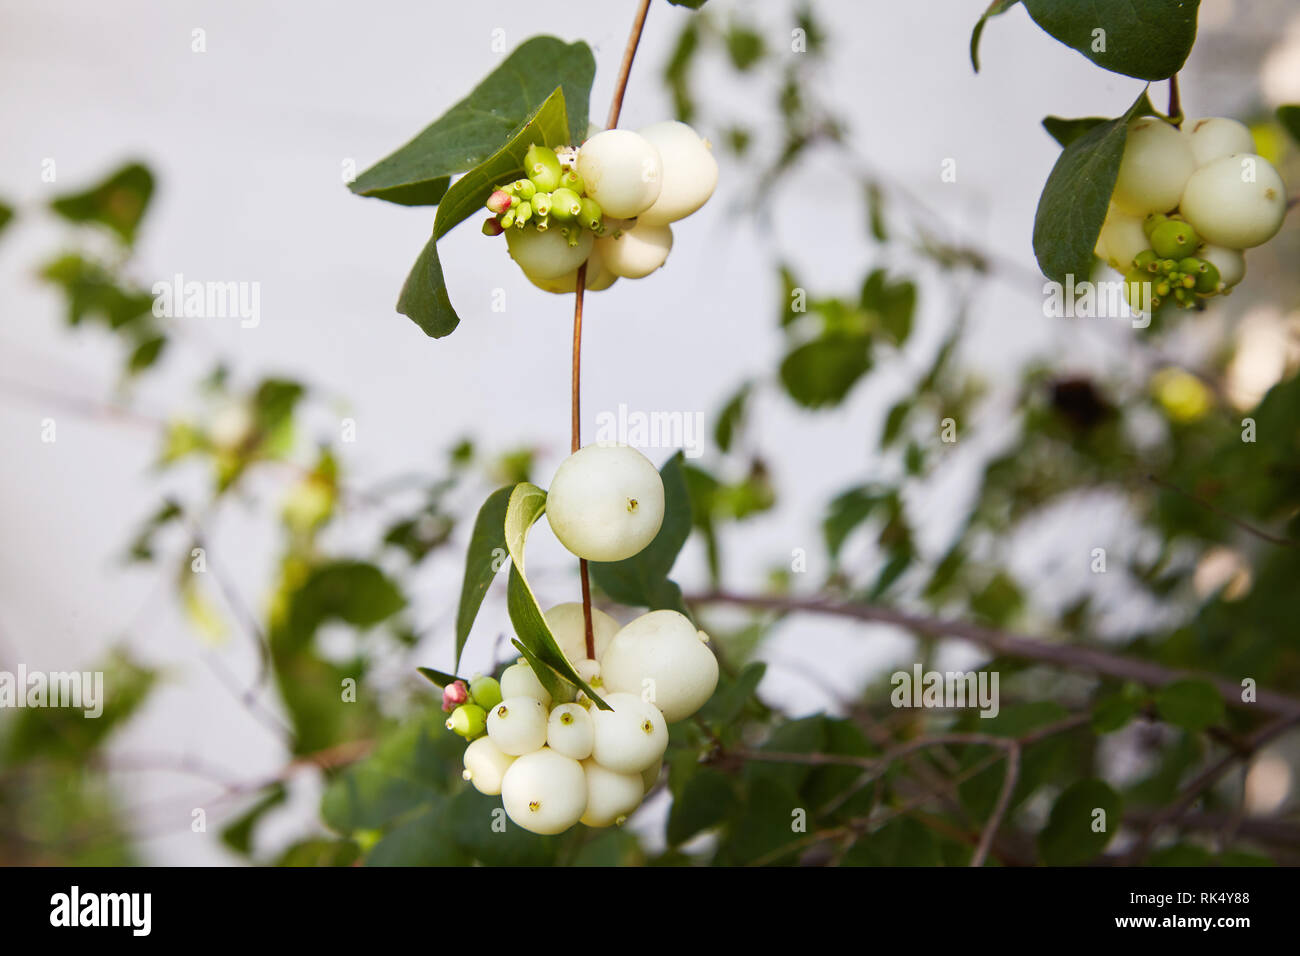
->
[687, 591, 1300, 720]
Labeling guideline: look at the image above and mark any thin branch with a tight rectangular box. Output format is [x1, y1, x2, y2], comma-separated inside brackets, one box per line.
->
[1146, 473, 1298, 548]
[605, 0, 653, 130]
[686, 590, 1300, 721]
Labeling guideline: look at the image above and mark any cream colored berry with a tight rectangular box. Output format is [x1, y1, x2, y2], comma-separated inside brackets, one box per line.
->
[1182, 117, 1255, 167]
[600, 610, 720, 723]
[1198, 244, 1246, 289]
[1111, 117, 1196, 217]
[590, 692, 668, 774]
[547, 702, 595, 760]
[462, 735, 515, 796]
[505, 225, 594, 280]
[500, 747, 587, 835]
[1179, 153, 1287, 249]
[486, 696, 549, 756]
[635, 121, 718, 225]
[579, 758, 645, 827]
[544, 602, 621, 664]
[575, 130, 662, 219]
[1098, 208, 1150, 272]
[500, 661, 552, 706]
[595, 222, 673, 279]
[545, 444, 665, 563]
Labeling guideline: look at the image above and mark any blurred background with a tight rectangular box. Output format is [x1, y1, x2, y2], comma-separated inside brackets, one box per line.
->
[1, 0, 1298, 866]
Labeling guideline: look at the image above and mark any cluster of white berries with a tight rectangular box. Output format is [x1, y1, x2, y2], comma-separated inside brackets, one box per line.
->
[1097, 116, 1288, 313]
[458, 605, 719, 834]
[445, 444, 718, 834]
[483, 122, 718, 293]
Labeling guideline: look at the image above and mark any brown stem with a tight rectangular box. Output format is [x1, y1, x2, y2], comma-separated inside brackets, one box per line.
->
[1168, 73, 1182, 125]
[606, 0, 653, 130]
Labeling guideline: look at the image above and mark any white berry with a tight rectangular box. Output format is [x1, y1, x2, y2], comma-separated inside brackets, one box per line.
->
[486, 696, 549, 756]
[1182, 117, 1256, 167]
[579, 758, 645, 827]
[499, 661, 552, 706]
[574, 658, 602, 686]
[1098, 207, 1150, 271]
[600, 610, 719, 723]
[590, 692, 668, 774]
[1111, 117, 1196, 217]
[596, 222, 673, 279]
[1179, 153, 1287, 249]
[545, 444, 665, 563]
[635, 121, 718, 225]
[505, 225, 594, 280]
[462, 735, 515, 796]
[525, 244, 618, 294]
[500, 747, 587, 835]
[575, 129, 663, 219]
[547, 702, 595, 760]
[544, 602, 621, 664]
[1198, 243, 1246, 289]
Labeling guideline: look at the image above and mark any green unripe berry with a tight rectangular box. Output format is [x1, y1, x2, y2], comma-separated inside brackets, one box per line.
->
[532, 191, 553, 218]
[1133, 249, 1159, 273]
[525, 144, 563, 192]
[1155, 280, 1171, 298]
[1160, 259, 1178, 275]
[470, 675, 503, 710]
[500, 208, 516, 229]
[512, 178, 537, 201]
[549, 187, 583, 221]
[514, 201, 533, 226]
[1142, 213, 1169, 240]
[447, 703, 487, 739]
[1193, 260, 1221, 294]
[579, 198, 604, 233]
[560, 169, 584, 193]
[1150, 219, 1201, 260]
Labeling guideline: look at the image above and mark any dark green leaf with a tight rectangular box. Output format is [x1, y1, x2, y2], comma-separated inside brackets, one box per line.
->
[0, 199, 13, 237]
[1042, 115, 1109, 148]
[416, 667, 463, 689]
[283, 561, 406, 650]
[126, 334, 167, 376]
[1038, 779, 1122, 865]
[1032, 91, 1154, 284]
[725, 26, 765, 71]
[713, 381, 752, 453]
[823, 485, 886, 562]
[49, 162, 154, 244]
[859, 269, 916, 347]
[667, 769, 736, 845]
[444, 787, 558, 866]
[350, 37, 594, 204]
[221, 784, 287, 856]
[454, 486, 512, 671]
[970, 0, 1021, 72]
[589, 452, 693, 615]
[1277, 105, 1300, 145]
[1022, 0, 1200, 81]
[779, 334, 871, 408]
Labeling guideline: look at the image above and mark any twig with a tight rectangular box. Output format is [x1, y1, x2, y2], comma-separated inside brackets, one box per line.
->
[1146, 473, 1298, 548]
[605, 0, 653, 130]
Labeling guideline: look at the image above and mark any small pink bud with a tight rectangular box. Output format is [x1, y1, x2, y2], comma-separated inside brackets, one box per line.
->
[482, 217, 504, 237]
[486, 189, 512, 214]
[442, 679, 470, 712]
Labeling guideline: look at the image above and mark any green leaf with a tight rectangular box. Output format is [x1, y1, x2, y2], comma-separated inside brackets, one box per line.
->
[416, 667, 463, 689]
[1042, 115, 1109, 148]
[221, 784, 287, 856]
[1038, 779, 1122, 865]
[970, 0, 1022, 72]
[397, 87, 575, 339]
[1277, 105, 1300, 145]
[1032, 91, 1154, 284]
[1091, 690, 1143, 734]
[0, 199, 13, 237]
[588, 452, 693, 615]
[443, 787, 558, 866]
[349, 37, 594, 204]
[1154, 679, 1225, 732]
[713, 381, 752, 453]
[823, 485, 887, 562]
[667, 768, 736, 845]
[510, 638, 568, 704]
[454, 486, 512, 671]
[725, 26, 765, 71]
[49, 162, 154, 244]
[668, 0, 709, 8]
[501, 483, 609, 708]
[779, 334, 871, 408]
[859, 269, 916, 347]
[126, 334, 167, 376]
[283, 560, 406, 651]
[697, 661, 766, 726]
[1021, 0, 1200, 81]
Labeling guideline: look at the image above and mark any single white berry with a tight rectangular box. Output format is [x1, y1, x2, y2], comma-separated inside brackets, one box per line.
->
[575, 129, 663, 219]
[1111, 117, 1196, 217]
[1098, 207, 1150, 271]
[500, 747, 587, 835]
[210, 401, 254, 450]
[545, 444, 665, 562]
[635, 121, 718, 225]
[505, 225, 594, 280]
[579, 758, 645, 827]
[525, 244, 618, 294]
[543, 602, 621, 664]
[1179, 153, 1287, 249]
[462, 735, 515, 796]
[595, 222, 673, 279]
[574, 658, 602, 686]
[485, 696, 549, 756]
[499, 661, 552, 706]
[600, 609, 719, 723]
[590, 692, 668, 774]
[547, 702, 595, 760]
[1198, 243, 1246, 289]
[1182, 117, 1256, 167]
